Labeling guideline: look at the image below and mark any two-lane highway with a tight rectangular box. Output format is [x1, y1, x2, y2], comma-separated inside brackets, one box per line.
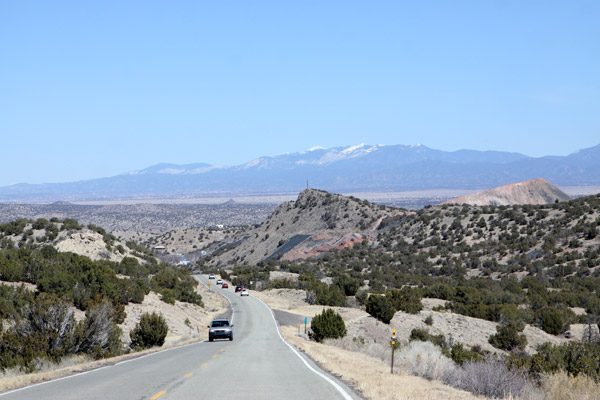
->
[1, 275, 360, 400]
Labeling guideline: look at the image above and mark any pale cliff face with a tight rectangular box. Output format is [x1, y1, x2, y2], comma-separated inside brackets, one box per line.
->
[443, 178, 572, 206]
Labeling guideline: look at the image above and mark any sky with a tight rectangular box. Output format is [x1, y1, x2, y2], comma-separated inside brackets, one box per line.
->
[1, 1, 598, 186]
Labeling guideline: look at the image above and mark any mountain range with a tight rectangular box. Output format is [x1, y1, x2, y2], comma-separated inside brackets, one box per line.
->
[2, 143, 599, 202]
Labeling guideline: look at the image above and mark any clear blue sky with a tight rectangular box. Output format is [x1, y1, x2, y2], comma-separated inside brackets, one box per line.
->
[1, 1, 598, 186]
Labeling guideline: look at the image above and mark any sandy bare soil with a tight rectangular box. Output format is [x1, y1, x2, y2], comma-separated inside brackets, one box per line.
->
[119, 282, 228, 345]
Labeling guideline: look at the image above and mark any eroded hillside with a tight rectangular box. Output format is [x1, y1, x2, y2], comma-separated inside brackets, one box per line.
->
[206, 189, 403, 266]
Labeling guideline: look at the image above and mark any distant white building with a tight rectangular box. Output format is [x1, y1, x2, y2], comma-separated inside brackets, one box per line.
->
[153, 245, 166, 252]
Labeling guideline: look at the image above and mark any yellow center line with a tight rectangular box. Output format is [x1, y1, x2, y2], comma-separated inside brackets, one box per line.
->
[185, 373, 193, 378]
[151, 391, 166, 399]
[202, 363, 207, 367]
[212, 355, 217, 358]
[220, 349, 224, 352]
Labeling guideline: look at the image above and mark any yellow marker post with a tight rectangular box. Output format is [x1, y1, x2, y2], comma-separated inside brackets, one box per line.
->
[391, 329, 397, 374]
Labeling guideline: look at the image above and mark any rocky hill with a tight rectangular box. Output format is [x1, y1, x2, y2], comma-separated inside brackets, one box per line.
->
[443, 178, 572, 206]
[207, 189, 402, 266]
[0, 218, 153, 263]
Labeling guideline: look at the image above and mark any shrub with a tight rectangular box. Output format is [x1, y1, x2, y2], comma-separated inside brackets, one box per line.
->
[366, 295, 396, 324]
[489, 323, 527, 352]
[397, 340, 455, 380]
[160, 289, 176, 305]
[355, 290, 368, 306]
[529, 342, 600, 381]
[75, 300, 123, 358]
[130, 312, 168, 349]
[309, 308, 346, 343]
[387, 288, 423, 314]
[538, 307, 571, 335]
[409, 328, 449, 350]
[334, 275, 361, 296]
[450, 343, 482, 366]
[445, 357, 532, 398]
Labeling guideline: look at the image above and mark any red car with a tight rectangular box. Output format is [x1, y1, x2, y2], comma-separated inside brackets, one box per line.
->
[235, 286, 243, 292]
[222, 283, 229, 289]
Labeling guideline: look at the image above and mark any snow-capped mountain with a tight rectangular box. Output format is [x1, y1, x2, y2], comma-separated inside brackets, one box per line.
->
[1, 143, 599, 202]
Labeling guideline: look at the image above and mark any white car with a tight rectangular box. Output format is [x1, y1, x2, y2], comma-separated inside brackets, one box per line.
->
[208, 274, 215, 279]
[240, 289, 249, 296]
[216, 279, 223, 285]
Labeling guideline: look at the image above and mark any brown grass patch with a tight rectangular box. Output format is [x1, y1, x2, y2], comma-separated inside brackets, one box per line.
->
[540, 372, 600, 400]
[281, 326, 483, 400]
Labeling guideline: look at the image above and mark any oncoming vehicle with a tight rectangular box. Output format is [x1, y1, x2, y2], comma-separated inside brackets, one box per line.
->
[222, 283, 229, 289]
[235, 286, 243, 292]
[208, 274, 215, 279]
[216, 279, 223, 285]
[208, 319, 233, 341]
[240, 289, 249, 296]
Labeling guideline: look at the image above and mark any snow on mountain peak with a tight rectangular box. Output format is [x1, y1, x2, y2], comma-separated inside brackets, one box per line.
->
[342, 143, 367, 154]
[307, 146, 327, 152]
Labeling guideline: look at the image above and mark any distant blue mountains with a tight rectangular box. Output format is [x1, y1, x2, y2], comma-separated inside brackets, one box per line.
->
[2, 143, 599, 202]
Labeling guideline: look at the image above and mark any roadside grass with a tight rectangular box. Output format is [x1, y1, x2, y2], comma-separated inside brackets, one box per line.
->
[281, 326, 483, 400]
[540, 372, 600, 400]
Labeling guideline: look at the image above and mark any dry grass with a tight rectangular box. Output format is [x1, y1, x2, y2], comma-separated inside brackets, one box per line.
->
[540, 372, 600, 400]
[397, 341, 455, 381]
[282, 326, 483, 400]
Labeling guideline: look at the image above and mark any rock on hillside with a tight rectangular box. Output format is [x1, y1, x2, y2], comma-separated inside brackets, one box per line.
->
[443, 178, 572, 206]
[209, 189, 402, 266]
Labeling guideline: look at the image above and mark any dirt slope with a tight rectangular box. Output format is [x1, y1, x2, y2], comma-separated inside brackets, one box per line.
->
[444, 178, 572, 206]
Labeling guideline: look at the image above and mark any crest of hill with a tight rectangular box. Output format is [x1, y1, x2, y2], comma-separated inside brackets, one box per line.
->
[0, 218, 153, 263]
[209, 189, 401, 266]
[443, 178, 572, 206]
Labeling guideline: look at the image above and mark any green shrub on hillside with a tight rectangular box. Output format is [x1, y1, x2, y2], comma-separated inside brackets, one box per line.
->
[308, 308, 346, 343]
[130, 312, 168, 349]
[489, 323, 527, 352]
[366, 295, 396, 324]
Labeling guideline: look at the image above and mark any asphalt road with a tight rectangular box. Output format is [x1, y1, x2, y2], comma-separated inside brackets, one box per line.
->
[1, 275, 360, 400]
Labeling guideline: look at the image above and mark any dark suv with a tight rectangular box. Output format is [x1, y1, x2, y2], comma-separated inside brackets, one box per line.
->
[208, 318, 234, 341]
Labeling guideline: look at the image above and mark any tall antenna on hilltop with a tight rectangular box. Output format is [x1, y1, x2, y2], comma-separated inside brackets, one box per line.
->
[306, 179, 309, 189]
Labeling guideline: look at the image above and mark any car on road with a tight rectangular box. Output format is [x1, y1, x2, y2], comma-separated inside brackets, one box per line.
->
[235, 286, 243, 292]
[208, 274, 215, 279]
[240, 289, 249, 296]
[222, 283, 229, 289]
[208, 318, 233, 341]
[216, 279, 223, 285]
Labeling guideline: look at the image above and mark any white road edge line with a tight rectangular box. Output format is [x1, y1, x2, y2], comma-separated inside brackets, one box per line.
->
[254, 296, 354, 400]
[0, 340, 205, 397]
[1, 276, 224, 397]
